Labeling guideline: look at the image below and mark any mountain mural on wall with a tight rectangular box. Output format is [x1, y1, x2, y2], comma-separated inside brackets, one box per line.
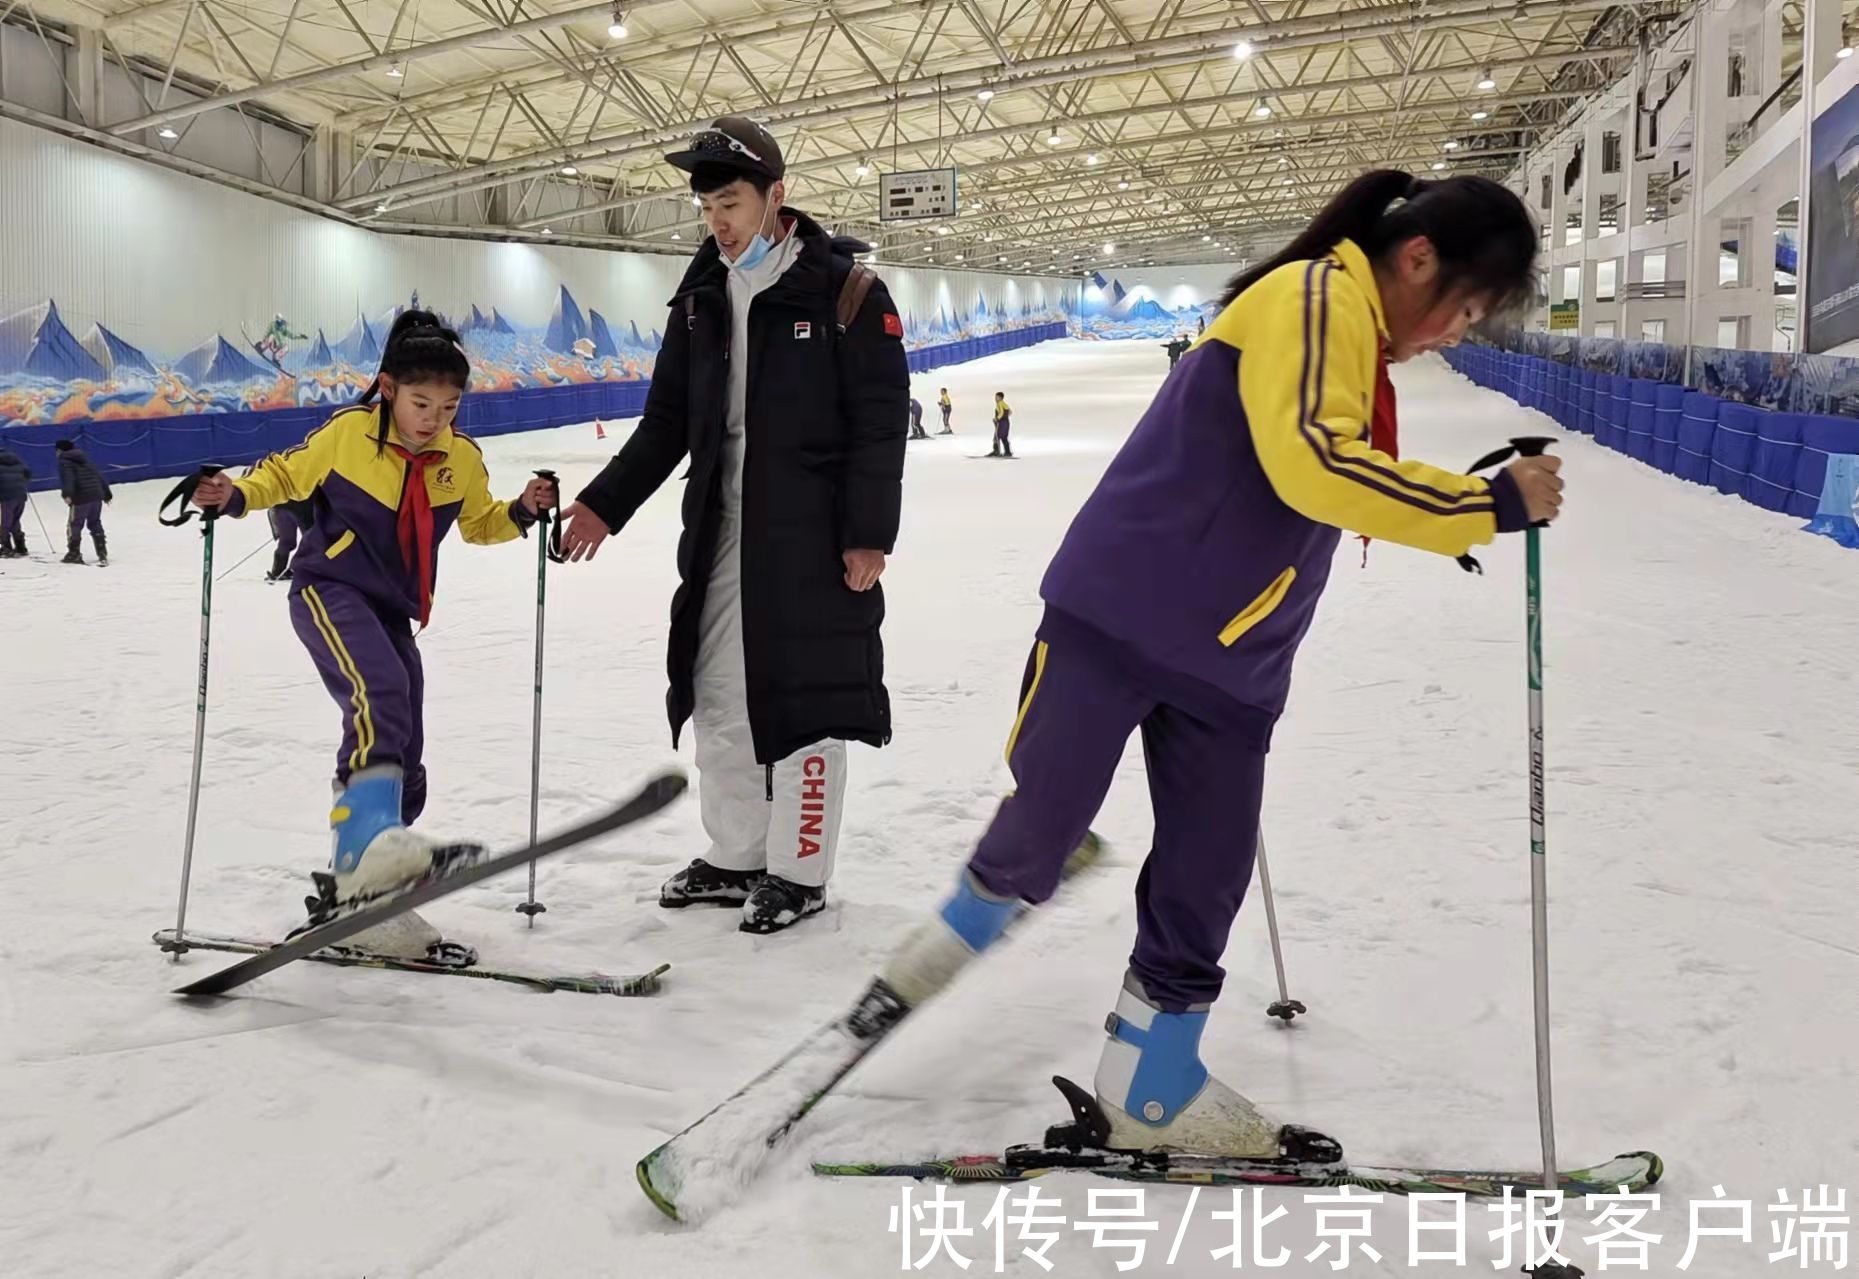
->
[0, 269, 1072, 427]
[1074, 273, 1219, 340]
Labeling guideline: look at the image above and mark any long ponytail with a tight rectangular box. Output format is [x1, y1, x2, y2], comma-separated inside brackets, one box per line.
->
[1223, 170, 1417, 305]
[1221, 168, 1539, 319]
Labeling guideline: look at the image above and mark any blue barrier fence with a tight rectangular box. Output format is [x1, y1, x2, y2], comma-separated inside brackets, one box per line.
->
[4, 322, 1069, 492]
[1442, 344, 1859, 541]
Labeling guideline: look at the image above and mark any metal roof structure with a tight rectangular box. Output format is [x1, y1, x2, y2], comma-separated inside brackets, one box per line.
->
[10, 0, 1688, 271]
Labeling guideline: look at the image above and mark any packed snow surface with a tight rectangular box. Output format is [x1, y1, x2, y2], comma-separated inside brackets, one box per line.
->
[4, 340, 1854, 1276]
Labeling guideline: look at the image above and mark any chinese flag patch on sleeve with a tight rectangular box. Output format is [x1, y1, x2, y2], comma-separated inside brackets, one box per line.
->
[882, 312, 904, 337]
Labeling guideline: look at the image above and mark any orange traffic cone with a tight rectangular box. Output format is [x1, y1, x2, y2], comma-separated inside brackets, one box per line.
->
[595, 419, 607, 439]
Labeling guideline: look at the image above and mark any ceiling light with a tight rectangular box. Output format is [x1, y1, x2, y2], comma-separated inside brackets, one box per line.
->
[1444, 140, 1460, 150]
[936, 225, 951, 236]
[1282, 177, 1292, 185]
[977, 87, 995, 101]
[691, 195, 702, 208]
[855, 160, 870, 177]
[1471, 109, 1489, 120]
[1046, 129, 1063, 145]
[1233, 39, 1253, 60]
[1477, 69, 1496, 90]
[1102, 243, 1116, 254]
[1117, 179, 1129, 190]
[671, 231, 682, 240]
[541, 227, 554, 235]
[386, 62, 404, 78]
[1255, 105, 1272, 118]
[373, 202, 388, 214]
[1086, 153, 1100, 165]
[608, 10, 628, 39]
[157, 126, 178, 140]
[1202, 234, 1212, 241]
[1431, 161, 1447, 171]
[1841, 46, 1855, 59]
[561, 165, 578, 176]
[954, 255, 964, 262]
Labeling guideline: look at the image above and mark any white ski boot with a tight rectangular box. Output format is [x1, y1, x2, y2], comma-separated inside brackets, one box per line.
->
[883, 832, 1105, 1006]
[295, 765, 482, 961]
[1090, 974, 1285, 1159]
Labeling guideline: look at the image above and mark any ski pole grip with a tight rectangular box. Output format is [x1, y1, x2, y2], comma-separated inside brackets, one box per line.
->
[533, 469, 565, 561]
[1511, 436, 1556, 458]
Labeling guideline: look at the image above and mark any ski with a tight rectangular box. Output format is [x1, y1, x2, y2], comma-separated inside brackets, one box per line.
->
[153, 928, 669, 996]
[173, 768, 687, 997]
[812, 1148, 1663, 1197]
[636, 833, 1107, 1222]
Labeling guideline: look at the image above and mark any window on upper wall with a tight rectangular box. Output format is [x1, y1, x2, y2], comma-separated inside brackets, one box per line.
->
[1599, 193, 1621, 235]
[1727, 51, 1745, 97]
[1642, 319, 1667, 342]
[1718, 316, 1748, 348]
[1596, 259, 1619, 302]
[1602, 132, 1622, 173]
[1641, 251, 1667, 284]
[1563, 266, 1582, 301]
[1594, 320, 1618, 337]
[1541, 174, 1552, 209]
[1720, 218, 1750, 287]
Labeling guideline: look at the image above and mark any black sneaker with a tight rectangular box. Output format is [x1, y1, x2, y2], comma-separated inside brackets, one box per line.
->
[61, 551, 84, 565]
[660, 858, 764, 908]
[739, 875, 826, 934]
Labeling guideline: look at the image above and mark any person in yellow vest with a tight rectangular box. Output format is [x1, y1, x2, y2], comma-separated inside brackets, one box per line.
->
[990, 392, 1013, 458]
[937, 388, 954, 434]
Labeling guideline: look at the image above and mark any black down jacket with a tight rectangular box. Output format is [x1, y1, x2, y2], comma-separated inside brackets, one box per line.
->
[0, 450, 30, 502]
[576, 208, 909, 764]
[57, 449, 111, 503]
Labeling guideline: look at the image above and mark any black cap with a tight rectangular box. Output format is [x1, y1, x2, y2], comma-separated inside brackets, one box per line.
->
[665, 116, 784, 181]
[54, 439, 75, 451]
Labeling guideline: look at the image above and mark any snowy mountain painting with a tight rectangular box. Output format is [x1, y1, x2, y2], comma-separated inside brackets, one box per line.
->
[1075, 276, 1218, 340]
[0, 282, 668, 426]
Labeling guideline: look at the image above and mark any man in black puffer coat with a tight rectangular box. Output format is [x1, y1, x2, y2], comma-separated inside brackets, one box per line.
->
[559, 117, 908, 934]
[55, 439, 111, 565]
[0, 447, 30, 556]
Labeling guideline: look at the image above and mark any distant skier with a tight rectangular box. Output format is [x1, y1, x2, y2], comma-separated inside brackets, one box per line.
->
[190, 310, 557, 958]
[908, 396, 929, 439]
[884, 171, 1564, 1162]
[938, 388, 954, 434]
[989, 391, 1013, 457]
[55, 440, 110, 566]
[0, 447, 30, 557]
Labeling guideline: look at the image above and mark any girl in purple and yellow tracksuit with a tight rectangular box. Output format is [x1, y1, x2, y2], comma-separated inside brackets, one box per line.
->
[885, 171, 1564, 1158]
[195, 310, 554, 954]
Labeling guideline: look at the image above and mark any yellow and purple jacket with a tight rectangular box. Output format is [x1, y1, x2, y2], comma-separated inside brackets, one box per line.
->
[1040, 238, 1527, 724]
[225, 405, 533, 621]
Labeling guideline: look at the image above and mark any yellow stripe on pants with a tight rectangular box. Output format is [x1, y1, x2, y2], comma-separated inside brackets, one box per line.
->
[303, 585, 375, 773]
[1003, 640, 1050, 765]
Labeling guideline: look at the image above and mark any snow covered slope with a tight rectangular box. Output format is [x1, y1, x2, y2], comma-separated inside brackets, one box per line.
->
[2, 341, 1853, 1276]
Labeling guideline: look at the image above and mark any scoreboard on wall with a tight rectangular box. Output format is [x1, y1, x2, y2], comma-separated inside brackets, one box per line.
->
[880, 168, 958, 222]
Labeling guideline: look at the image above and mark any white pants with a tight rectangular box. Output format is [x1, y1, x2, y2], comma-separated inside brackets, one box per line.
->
[693, 513, 847, 888]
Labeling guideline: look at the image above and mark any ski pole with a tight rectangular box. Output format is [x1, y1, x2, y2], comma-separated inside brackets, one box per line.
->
[1255, 830, 1306, 1022]
[155, 466, 226, 957]
[27, 493, 52, 548]
[1458, 436, 1581, 1275]
[517, 470, 564, 925]
[215, 532, 276, 582]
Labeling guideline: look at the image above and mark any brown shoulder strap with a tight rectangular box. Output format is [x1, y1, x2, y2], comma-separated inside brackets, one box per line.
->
[836, 263, 878, 333]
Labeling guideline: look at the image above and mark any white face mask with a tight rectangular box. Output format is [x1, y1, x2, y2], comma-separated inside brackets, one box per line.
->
[728, 196, 780, 270]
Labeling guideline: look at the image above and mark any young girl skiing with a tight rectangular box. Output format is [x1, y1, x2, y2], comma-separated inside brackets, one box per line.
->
[193, 310, 556, 955]
[885, 171, 1563, 1158]
[989, 392, 1013, 458]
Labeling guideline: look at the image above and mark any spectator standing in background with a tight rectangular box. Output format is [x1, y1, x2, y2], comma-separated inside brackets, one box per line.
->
[55, 440, 111, 566]
[0, 447, 31, 557]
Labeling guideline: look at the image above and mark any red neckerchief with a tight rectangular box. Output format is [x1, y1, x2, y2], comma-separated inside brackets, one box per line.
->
[387, 442, 440, 626]
[1361, 347, 1400, 566]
